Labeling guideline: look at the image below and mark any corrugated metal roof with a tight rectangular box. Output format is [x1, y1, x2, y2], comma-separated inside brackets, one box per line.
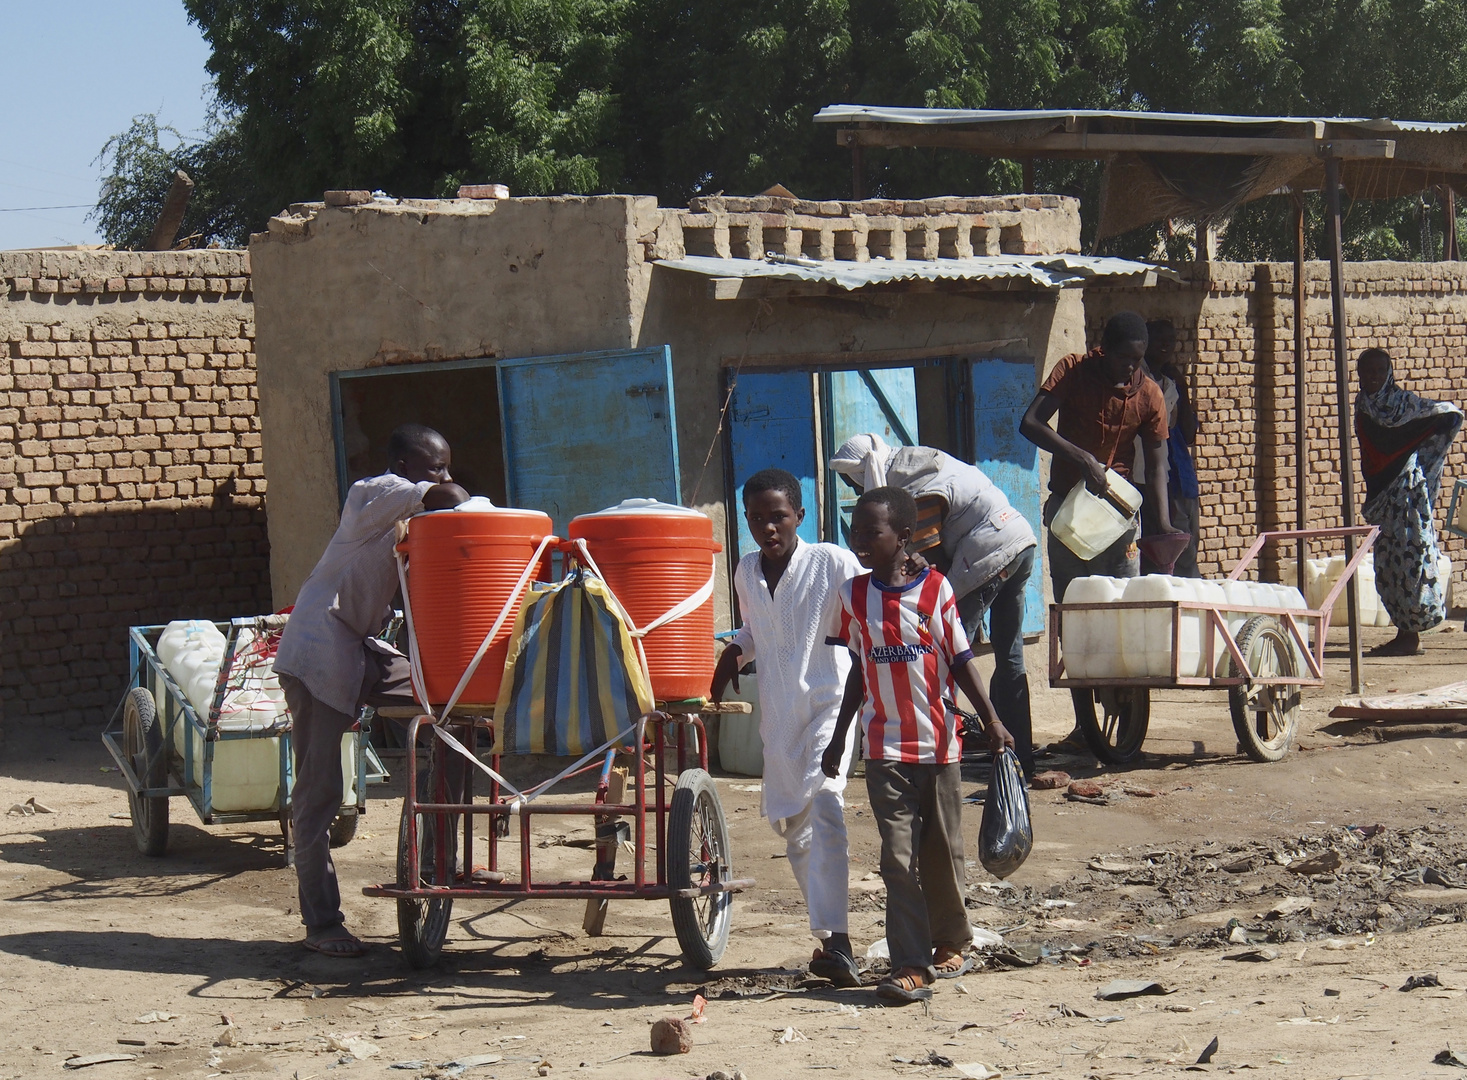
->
[813, 105, 1467, 133]
[655, 254, 1174, 291]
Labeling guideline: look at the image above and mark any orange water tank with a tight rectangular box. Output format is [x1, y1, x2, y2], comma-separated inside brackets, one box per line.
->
[399, 506, 556, 707]
[567, 499, 721, 702]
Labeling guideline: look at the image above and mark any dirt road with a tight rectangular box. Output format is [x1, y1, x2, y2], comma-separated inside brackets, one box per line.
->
[3, 622, 1466, 1079]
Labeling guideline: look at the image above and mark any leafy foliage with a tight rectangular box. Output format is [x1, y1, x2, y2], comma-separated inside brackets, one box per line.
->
[93, 0, 1467, 257]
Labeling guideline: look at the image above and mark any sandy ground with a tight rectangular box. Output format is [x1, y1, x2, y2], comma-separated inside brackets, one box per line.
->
[3, 622, 1467, 1080]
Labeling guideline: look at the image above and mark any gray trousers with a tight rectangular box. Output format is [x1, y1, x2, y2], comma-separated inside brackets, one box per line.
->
[281, 647, 419, 933]
[865, 760, 970, 981]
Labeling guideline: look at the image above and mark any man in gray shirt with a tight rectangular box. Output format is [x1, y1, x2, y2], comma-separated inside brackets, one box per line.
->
[274, 424, 465, 957]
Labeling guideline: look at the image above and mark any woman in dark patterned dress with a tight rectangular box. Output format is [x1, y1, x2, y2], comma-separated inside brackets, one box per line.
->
[1355, 348, 1463, 656]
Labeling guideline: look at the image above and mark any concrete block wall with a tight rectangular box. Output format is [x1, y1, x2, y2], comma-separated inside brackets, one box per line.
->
[0, 250, 268, 736]
[675, 194, 1081, 262]
[1085, 261, 1467, 581]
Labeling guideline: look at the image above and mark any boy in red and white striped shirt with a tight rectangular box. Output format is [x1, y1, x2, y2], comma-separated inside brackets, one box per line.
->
[822, 487, 1013, 1004]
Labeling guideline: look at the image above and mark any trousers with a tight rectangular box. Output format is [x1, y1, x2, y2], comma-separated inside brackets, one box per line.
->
[770, 780, 850, 938]
[1048, 526, 1139, 733]
[864, 760, 969, 981]
[957, 547, 1035, 776]
[282, 645, 431, 932]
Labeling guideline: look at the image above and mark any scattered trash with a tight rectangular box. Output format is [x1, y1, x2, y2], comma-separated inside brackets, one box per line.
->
[1196, 1036, 1219, 1065]
[955, 1065, 1000, 1079]
[64, 1054, 137, 1069]
[775, 1026, 808, 1045]
[389, 1064, 428, 1072]
[214, 1026, 237, 1048]
[1402, 973, 1444, 991]
[1324, 988, 1341, 996]
[1265, 897, 1313, 919]
[651, 1018, 693, 1055]
[868, 924, 1002, 960]
[6, 803, 32, 817]
[1030, 770, 1070, 790]
[687, 994, 707, 1024]
[325, 1034, 380, 1059]
[135, 1012, 179, 1024]
[1164, 1004, 1196, 1012]
[1322, 936, 1374, 950]
[1434, 1048, 1467, 1068]
[705, 1071, 747, 1080]
[979, 748, 1033, 878]
[1095, 979, 1175, 1000]
[1223, 948, 1280, 962]
[1091, 1015, 1125, 1024]
[1088, 859, 1138, 873]
[1278, 1015, 1339, 1025]
[892, 1052, 954, 1067]
[439, 1055, 503, 1070]
[1287, 850, 1342, 875]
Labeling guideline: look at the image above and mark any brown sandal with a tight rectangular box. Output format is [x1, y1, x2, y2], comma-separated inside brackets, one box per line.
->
[876, 968, 932, 1003]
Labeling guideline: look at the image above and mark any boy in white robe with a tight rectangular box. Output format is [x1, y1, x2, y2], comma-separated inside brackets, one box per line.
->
[711, 468, 864, 985]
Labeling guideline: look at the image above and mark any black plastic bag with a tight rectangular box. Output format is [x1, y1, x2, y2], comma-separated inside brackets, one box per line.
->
[979, 747, 1033, 878]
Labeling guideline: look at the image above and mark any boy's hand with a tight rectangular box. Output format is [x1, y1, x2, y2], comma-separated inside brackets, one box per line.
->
[985, 719, 1016, 754]
[820, 738, 844, 779]
[710, 644, 742, 703]
[902, 550, 930, 577]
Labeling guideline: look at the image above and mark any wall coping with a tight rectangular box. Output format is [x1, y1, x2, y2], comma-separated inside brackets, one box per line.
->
[2, 249, 251, 297]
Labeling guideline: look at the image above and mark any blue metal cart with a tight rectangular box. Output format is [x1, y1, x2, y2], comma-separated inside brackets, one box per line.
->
[101, 614, 389, 863]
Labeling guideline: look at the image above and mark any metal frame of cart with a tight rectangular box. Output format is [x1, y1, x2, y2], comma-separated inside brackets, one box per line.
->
[101, 614, 390, 861]
[364, 699, 753, 971]
[1048, 526, 1378, 764]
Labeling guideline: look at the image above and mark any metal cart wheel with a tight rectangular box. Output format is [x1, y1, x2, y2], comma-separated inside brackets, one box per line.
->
[122, 687, 169, 856]
[667, 768, 733, 970]
[1228, 615, 1301, 762]
[396, 796, 453, 969]
[1076, 687, 1150, 765]
[329, 812, 359, 848]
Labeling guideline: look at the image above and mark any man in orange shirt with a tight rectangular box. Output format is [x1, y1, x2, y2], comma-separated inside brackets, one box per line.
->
[1020, 312, 1174, 751]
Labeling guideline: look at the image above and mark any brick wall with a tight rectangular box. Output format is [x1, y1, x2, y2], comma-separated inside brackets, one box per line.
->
[0, 250, 269, 738]
[1085, 261, 1467, 582]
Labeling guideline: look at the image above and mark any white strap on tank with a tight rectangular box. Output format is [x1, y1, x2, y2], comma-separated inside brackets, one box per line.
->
[568, 538, 714, 639]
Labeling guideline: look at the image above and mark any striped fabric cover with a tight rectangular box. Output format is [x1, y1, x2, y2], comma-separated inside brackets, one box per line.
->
[492, 571, 656, 756]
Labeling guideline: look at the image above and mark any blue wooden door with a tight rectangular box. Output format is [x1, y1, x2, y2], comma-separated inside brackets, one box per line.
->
[822, 368, 919, 544]
[497, 346, 680, 533]
[726, 370, 819, 562]
[970, 357, 1044, 635]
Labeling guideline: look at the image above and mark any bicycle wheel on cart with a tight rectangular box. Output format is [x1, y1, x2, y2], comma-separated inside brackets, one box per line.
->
[1076, 686, 1150, 764]
[667, 768, 732, 970]
[1228, 615, 1301, 762]
[396, 757, 455, 968]
[122, 687, 169, 856]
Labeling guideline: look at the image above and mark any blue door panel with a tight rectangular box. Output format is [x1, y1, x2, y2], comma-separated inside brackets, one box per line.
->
[824, 368, 919, 544]
[726, 370, 819, 562]
[970, 357, 1044, 636]
[497, 346, 680, 534]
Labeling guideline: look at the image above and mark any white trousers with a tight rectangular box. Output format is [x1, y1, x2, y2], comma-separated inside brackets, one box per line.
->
[771, 779, 850, 938]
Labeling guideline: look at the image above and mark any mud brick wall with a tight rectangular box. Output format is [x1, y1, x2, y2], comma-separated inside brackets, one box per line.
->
[1085, 261, 1467, 583]
[0, 250, 269, 738]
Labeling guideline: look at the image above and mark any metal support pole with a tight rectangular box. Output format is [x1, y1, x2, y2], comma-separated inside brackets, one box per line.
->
[1324, 156, 1362, 692]
[1445, 185, 1460, 261]
[1293, 195, 1308, 595]
[1023, 157, 1036, 194]
[849, 135, 864, 200]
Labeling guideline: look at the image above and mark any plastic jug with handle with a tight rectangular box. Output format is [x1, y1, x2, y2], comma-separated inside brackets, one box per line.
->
[1049, 469, 1143, 561]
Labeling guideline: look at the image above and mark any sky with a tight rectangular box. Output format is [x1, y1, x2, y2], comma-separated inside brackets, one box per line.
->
[0, 3, 214, 250]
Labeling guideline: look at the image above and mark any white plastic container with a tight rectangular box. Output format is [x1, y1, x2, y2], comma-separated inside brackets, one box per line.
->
[1049, 471, 1143, 561]
[717, 672, 764, 777]
[1061, 576, 1127, 677]
[1121, 575, 1206, 677]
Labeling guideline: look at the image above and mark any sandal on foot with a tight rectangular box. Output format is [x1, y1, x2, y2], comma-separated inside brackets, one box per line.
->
[933, 951, 976, 979]
[458, 864, 506, 885]
[303, 928, 369, 958]
[809, 948, 861, 988]
[876, 970, 932, 1004]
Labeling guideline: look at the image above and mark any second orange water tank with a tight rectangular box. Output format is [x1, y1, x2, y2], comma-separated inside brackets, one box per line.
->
[567, 498, 720, 702]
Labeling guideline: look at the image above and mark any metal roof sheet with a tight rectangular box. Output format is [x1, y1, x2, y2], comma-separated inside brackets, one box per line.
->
[655, 254, 1174, 291]
[813, 105, 1467, 133]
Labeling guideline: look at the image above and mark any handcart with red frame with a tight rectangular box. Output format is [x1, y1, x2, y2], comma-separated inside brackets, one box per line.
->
[1048, 526, 1378, 765]
[364, 532, 754, 970]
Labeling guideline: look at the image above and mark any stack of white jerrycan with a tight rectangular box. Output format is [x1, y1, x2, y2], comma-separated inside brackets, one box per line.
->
[155, 620, 357, 813]
[1278, 553, 1453, 629]
[1062, 575, 1307, 679]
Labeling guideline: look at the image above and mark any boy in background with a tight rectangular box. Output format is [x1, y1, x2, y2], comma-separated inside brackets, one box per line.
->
[711, 469, 865, 986]
[822, 487, 1013, 1003]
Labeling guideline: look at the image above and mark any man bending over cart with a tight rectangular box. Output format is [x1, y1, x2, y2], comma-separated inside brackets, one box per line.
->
[274, 424, 467, 957]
